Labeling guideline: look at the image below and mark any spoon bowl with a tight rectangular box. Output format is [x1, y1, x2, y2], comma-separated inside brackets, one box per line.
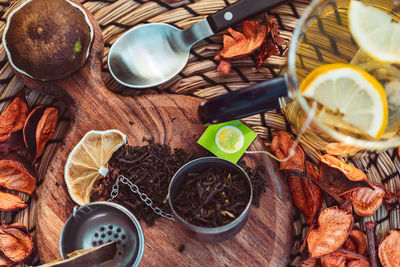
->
[108, 0, 286, 88]
[108, 24, 189, 88]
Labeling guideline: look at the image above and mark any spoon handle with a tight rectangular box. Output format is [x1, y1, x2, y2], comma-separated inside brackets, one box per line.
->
[206, 0, 287, 33]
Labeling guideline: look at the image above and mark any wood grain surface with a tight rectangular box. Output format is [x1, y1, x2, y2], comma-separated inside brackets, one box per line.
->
[14, 3, 294, 266]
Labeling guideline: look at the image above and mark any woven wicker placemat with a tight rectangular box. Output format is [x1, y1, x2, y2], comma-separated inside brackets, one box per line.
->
[0, 0, 399, 266]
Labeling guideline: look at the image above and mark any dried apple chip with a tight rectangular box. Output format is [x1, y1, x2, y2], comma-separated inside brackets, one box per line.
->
[307, 207, 353, 257]
[347, 184, 385, 217]
[0, 223, 33, 263]
[378, 230, 400, 267]
[23, 106, 59, 162]
[321, 251, 347, 267]
[0, 96, 28, 143]
[343, 229, 368, 256]
[320, 155, 372, 186]
[0, 190, 26, 211]
[270, 131, 305, 172]
[325, 143, 362, 156]
[219, 20, 267, 59]
[0, 153, 37, 195]
[288, 161, 322, 224]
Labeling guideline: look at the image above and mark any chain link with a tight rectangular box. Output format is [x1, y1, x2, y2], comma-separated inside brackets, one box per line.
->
[108, 175, 175, 221]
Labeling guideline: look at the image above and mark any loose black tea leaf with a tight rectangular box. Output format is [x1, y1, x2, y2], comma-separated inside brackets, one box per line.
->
[172, 167, 251, 227]
[91, 138, 266, 227]
[91, 138, 193, 226]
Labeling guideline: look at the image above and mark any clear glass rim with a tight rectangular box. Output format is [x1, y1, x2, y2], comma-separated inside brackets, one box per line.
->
[287, 0, 400, 150]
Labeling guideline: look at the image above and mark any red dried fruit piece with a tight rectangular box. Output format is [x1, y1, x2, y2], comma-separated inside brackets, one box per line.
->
[0, 131, 25, 154]
[319, 157, 373, 196]
[0, 153, 37, 195]
[288, 161, 322, 224]
[307, 207, 353, 257]
[383, 189, 398, 211]
[325, 143, 362, 156]
[219, 20, 267, 59]
[347, 259, 370, 267]
[23, 106, 59, 162]
[217, 60, 232, 74]
[321, 251, 347, 267]
[343, 230, 368, 256]
[270, 131, 305, 172]
[257, 15, 285, 67]
[347, 184, 385, 217]
[0, 254, 13, 266]
[0, 190, 26, 211]
[322, 249, 371, 267]
[0, 96, 28, 143]
[378, 230, 400, 267]
[0, 223, 33, 263]
[321, 155, 372, 186]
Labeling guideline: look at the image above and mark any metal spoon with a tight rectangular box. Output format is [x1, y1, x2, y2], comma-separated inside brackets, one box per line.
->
[108, 0, 286, 88]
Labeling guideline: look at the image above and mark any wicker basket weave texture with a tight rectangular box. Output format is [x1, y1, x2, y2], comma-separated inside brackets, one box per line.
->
[1, 0, 399, 266]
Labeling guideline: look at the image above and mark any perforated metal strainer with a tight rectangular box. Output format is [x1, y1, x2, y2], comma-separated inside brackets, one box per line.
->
[59, 201, 144, 267]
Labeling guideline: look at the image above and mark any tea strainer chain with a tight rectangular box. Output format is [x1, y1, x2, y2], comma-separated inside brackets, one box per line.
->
[108, 175, 175, 221]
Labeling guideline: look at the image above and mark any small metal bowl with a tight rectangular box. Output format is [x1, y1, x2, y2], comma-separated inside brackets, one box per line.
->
[168, 157, 253, 243]
[60, 201, 144, 267]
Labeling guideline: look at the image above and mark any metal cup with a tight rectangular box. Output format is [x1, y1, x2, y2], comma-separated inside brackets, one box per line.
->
[168, 157, 253, 243]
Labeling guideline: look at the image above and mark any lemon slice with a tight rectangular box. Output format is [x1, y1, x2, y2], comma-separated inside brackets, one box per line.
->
[300, 63, 388, 139]
[349, 0, 400, 63]
[65, 130, 126, 205]
[215, 126, 244, 153]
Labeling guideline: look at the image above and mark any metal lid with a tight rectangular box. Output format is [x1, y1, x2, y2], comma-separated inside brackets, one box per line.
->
[59, 201, 144, 267]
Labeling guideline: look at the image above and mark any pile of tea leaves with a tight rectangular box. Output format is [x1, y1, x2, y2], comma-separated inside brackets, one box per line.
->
[173, 167, 251, 227]
[91, 138, 266, 226]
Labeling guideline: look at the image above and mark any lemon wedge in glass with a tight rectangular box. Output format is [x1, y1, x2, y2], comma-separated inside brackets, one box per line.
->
[349, 0, 400, 63]
[300, 63, 388, 139]
[65, 130, 126, 205]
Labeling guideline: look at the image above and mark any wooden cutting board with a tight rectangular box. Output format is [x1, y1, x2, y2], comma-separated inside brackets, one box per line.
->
[13, 4, 294, 266]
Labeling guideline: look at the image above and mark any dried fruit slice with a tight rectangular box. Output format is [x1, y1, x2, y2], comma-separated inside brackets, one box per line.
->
[343, 229, 368, 256]
[0, 190, 26, 211]
[65, 130, 126, 205]
[270, 131, 305, 172]
[288, 161, 322, 224]
[0, 153, 36, 195]
[219, 20, 267, 59]
[319, 162, 371, 196]
[0, 254, 13, 266]
[348, 184, 385, 217]
[321, 251, 346, 267]
[378, 230, 400, 267]
[325, 143, 362, 156]
[0, 96, 28, 143]
[23, 106, 59, 162]
[320, 155, 371, 185]
[0, 223, 33, 263]
[307, 207, 353, 257]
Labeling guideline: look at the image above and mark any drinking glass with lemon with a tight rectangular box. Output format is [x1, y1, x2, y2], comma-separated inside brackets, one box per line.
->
[199, 0, 400, 151]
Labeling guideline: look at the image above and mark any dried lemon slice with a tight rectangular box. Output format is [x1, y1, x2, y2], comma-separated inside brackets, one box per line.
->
[65, 130, 126, 205]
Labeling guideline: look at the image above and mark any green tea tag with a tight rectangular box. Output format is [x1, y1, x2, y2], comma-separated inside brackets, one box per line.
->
[197, 120, 257, 163]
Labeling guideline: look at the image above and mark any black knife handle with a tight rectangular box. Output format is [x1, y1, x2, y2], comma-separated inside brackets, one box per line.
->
[198, 76, 289, 124]
[206, 0, 287, 33]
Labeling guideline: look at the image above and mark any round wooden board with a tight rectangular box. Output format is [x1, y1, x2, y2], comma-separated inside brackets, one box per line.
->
[35, 94, 293, 266]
